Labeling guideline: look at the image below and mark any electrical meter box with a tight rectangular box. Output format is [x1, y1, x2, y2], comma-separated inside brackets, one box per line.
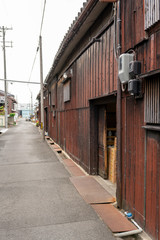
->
[118, 54, 134, 84]
[128, 79, 141, 96]
[129, 61, 141, 78]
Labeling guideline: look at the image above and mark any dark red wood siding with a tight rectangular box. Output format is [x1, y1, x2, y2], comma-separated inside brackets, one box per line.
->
[121, 1, 160, 238]
[43, 2, 160, 239]
[51, 23, 117, 173]
[146, 131, 160, 239]
[121, 95, 145, 226]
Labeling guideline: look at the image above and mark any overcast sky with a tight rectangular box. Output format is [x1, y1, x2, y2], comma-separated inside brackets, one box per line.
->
[0, 0, 85, 105]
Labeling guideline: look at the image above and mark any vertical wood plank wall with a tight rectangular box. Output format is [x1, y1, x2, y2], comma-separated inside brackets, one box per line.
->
[146, 131, 160, 239]
[121, 0, 160, 238]
[43, 1, 160, 238]
[121, 96, 145, 226]
[48, 23, 117, 171]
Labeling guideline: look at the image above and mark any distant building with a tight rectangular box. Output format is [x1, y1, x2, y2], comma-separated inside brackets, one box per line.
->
[0, 90, 17, 114]
[17, 103, 33, 118]
[0, 90, 18, 126]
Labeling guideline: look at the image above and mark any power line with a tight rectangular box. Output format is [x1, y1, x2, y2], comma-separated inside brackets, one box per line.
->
[28, 0, 46, 83]
[28, 46, 39, 82]
[0, 79, 40, 84]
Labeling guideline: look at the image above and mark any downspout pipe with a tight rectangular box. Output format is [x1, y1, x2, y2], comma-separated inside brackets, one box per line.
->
[116, 0, 122, 208]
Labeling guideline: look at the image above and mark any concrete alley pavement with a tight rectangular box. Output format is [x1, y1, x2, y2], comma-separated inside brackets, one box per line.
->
[0, 119, 115, 240]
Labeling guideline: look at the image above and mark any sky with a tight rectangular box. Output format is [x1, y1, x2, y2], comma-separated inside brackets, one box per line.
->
[0, 0, 85, 105]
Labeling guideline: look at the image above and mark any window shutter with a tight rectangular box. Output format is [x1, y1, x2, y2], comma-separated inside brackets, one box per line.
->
[145, 0, 160, 30]
[145, 77, 160, 124]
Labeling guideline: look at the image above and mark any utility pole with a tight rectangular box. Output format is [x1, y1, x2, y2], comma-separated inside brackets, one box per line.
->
[0, 26, 12, 128]
[39, 35, 45, 140]
[31, 92, 33, 116]
[2, 26, 7, 128]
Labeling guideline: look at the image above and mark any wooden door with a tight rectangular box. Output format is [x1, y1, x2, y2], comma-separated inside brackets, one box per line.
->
[98, 106, 107, 179]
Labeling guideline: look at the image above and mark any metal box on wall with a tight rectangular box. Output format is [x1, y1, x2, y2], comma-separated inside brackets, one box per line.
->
[118, 54, 134, 84]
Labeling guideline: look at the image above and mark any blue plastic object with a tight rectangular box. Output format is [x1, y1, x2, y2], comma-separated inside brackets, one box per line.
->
[126, 212, 133, 218]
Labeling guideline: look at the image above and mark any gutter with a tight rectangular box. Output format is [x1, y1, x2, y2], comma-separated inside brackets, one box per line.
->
[116, 0, 122, 208]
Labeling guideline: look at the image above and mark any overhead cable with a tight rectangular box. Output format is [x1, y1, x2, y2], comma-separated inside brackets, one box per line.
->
[28, 0, 46, 83]
[28, 46, 39, 82]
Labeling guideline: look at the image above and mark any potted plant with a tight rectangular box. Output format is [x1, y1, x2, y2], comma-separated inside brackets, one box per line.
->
[8, 113, 15, 125]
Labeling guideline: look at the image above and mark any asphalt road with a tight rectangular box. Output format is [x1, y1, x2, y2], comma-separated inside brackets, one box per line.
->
[0, 119, 115, 240]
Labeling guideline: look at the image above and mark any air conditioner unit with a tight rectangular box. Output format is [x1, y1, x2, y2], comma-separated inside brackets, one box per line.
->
[118, 54, 134, 84]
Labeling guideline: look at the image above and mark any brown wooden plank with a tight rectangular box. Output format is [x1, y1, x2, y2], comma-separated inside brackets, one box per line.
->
[63, 158, 79, 167]
[110, 25, 114, 93]
[125, 97, 135, 212]
[121, 96, 126, 206]
[134, 100, 145, 226]
[96, 42, 99, 97]
[106, 29, 110, 94]
[92, 204, 137, 233]
[53, 144, 59, 149]
[67, 166, 86, 177]
[70, 176, 115, 204]
[102, 34, 106, 95]
[146, 132, 160, 239]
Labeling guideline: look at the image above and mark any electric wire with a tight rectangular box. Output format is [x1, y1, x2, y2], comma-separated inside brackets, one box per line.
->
[28, 46, 39, 83]
[27, 0, 47, 104]
[27, 0, 46, 113]
[28, 0, 46, 83]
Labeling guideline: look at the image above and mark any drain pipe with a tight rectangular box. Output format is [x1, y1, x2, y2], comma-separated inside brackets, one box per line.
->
[116, 0, 122, 208]
[114, 218, 143, 238]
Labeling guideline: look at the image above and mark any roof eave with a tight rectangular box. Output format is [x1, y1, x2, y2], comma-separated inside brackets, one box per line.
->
[45, 0, 109, 85]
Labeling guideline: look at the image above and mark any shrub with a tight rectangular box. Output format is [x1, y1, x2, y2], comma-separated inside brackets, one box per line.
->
[0, 106, 5, 115]
[36, 120, 39, 127]
[9, 113, 15, 117]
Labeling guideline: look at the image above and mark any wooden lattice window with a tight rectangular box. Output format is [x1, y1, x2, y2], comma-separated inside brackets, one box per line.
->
[63, 80, 71, 103]
[51, 83, 56, 106]
[144, 77, 160, 124]
[145, 0, 160, 30]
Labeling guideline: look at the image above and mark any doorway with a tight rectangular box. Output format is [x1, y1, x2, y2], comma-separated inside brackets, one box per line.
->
[97, 102, 116, 183]
[44, 107, 48, 133]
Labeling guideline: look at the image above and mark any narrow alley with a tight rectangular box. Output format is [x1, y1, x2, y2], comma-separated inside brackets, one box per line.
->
[0, 119, 115, 240]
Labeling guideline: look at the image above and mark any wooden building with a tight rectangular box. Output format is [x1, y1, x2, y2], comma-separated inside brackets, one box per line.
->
[38, 1, 160, 239]
[0, 90, 17, 114]
[120, 1, 160, 239]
